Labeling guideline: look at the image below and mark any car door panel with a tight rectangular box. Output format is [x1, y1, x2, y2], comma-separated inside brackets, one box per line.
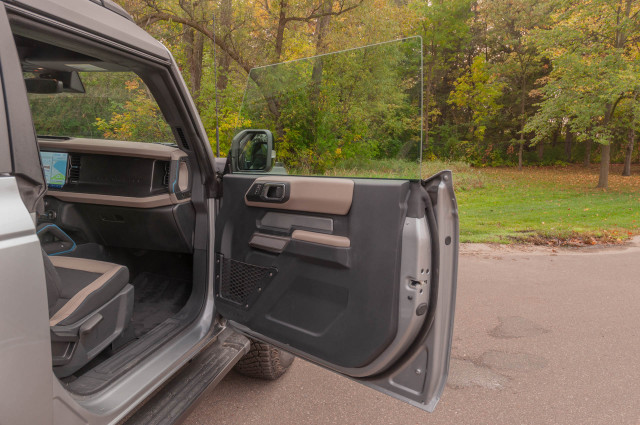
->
[215, 170, 458, 413]
[217, 174, 413, 369]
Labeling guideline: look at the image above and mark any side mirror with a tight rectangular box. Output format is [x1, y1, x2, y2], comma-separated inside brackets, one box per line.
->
[231, 129, 274, 172]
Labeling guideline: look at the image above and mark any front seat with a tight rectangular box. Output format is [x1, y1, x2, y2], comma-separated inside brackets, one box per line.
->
[42, 250, 134, 378]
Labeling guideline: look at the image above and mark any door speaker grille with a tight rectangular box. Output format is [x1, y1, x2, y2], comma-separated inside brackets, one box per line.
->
[216, 254, 277, 308]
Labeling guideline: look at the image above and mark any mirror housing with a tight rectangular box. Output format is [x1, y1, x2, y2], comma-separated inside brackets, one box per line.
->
[25, 78, 63, 94]
[25, 71, 85, 94]
[46, 71, 86, 93]
[231, 129, 274, 172]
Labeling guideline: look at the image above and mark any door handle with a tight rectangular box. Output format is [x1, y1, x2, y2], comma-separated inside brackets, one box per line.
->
[262, 183, 286, 201]
[246, 181, 290, 203]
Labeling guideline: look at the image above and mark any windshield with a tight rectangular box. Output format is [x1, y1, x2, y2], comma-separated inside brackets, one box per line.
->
[236, 37, 423, 178]
[28, 71, 174, 144]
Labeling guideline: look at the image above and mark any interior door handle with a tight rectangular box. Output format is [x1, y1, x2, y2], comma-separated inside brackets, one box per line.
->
[246, 181, 290, 203]
[262, 183, 286, 201]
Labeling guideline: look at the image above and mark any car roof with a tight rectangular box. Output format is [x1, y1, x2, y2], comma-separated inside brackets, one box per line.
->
[3, 0, 171, 62]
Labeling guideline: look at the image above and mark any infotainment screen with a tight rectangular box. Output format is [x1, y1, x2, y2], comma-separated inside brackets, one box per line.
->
[40, 152, 69, 188]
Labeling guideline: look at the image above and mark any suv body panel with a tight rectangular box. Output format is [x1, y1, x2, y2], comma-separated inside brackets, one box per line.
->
[5, 0, 170, 62]
[0, 177, 53, 425]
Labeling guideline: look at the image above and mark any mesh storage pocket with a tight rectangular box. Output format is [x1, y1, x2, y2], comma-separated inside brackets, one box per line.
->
[217, 254, 276, 307]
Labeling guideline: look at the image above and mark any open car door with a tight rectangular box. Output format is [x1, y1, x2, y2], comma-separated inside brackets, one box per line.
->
[214, 38, 459, 412]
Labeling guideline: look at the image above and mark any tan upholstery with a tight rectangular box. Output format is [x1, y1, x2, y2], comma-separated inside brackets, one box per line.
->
[48, 256, 128, 326]
[291, 230, 351, 247]
[49, 258, 123, 326]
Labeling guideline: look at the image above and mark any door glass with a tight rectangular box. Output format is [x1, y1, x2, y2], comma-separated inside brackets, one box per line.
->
[236, 37, 423, 179]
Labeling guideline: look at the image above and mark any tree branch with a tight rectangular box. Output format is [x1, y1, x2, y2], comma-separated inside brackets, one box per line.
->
[136, 12, 253, 73]
[285, 0, 364, 23]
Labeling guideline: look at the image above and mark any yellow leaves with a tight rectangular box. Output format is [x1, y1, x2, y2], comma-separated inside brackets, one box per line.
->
[124, 79, 139, 91]
[93, 77, 171, 142]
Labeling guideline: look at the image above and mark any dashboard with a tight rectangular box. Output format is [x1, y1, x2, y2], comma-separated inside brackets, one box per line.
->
[38, 137, 195, 253]
[39, 137, 191, 208]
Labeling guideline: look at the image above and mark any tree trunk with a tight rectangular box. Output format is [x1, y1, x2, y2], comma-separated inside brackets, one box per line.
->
[551, 125, 560, 149]
[192, 32, 204, 96]
[597, 144, 610, 188]
[622, 92, 637, 176]
[583, 139, 592, 167]
[216, 0, 233, 91]
[424, 64, 432, 153]
[518, 142, 523, 169]
[596, 100, 622, 187]
[309, 0, 332, 146]
[536, 142, 544, 161]
[622, 128, 635, 176]
[183, 28, 204, 98]
[564, 129, 573, 162]
[314, 0, 332, 54]
[518, 74, 526, 170]
[274, 1, 287, 61]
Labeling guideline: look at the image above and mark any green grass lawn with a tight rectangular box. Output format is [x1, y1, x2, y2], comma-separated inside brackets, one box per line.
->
[323, 159, 640, 244]
[455, 164, 640, 244]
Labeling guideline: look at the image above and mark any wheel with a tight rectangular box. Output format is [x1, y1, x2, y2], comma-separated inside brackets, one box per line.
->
[234, 339, 295, 380]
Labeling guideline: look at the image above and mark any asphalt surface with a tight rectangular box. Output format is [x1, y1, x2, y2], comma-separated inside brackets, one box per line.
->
[183, 238, 640, 425]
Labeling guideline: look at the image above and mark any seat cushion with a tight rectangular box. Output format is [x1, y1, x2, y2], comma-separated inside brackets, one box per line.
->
[48, 256, 129, 326]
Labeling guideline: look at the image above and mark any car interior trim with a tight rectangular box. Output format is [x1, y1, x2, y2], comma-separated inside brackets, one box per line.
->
[257, 212, 334, 233]
[291, 229, 351, 247]
[45, 191, 188, 208]
[248, 232, 291, 253]
[245, 176, 354, 215]
[38, 138, 187, 161]
[177, 160, 189, 191]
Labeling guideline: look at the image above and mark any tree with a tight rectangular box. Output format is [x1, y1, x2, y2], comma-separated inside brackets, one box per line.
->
[620, 94, 639, 176]
[448, 56, 504, 143]
[409, 0, 473, 154]
[526, 0, 640, 188]
[480, 0, 552, 169]
[132, 0, 365, 72]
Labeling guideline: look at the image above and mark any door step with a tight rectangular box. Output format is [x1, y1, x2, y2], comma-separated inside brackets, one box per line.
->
[124, 328, 250, 425]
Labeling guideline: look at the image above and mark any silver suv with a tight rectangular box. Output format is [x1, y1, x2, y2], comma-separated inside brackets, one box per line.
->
[0, 1, 458, 424]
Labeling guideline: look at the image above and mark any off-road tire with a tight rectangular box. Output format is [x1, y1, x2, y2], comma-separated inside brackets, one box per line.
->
[234, 339, 295, 380]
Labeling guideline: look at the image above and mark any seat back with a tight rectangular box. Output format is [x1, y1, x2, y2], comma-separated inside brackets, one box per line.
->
[41, 248, 62, 317]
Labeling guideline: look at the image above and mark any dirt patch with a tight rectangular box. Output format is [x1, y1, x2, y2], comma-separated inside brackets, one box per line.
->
[460, 236, 640, 257]
[489, 316, 550, 339]
[508, 232, 629, 247]
[480, 351, 548, 372]
[447, 358, 509, 390]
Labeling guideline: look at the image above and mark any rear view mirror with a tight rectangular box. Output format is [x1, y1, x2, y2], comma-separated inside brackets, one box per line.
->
[25, 78, 63, 94]
[41, 71, 86, 93]
[231, 129, 274, 172]
[24, 71, 85, 94]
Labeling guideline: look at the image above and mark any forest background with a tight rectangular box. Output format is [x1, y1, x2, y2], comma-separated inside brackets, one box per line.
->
[111, 0, 640, 188]
[40, 0, 640, 243]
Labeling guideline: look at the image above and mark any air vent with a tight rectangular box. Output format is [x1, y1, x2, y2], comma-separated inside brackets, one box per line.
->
[68, 154, 82, 183]
[175, 127, 190, 150]
[162, 161, 171, 187]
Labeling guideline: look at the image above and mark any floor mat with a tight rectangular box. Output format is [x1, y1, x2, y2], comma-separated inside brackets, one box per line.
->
[131, 272, 192, 337]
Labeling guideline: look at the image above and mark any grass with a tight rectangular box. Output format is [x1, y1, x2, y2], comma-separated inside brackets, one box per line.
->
[321, 159, 640, 245]
[456, 164, 640, 244]
[322, 158, 488, 190]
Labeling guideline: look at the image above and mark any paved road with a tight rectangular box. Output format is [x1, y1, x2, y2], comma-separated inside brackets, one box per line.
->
[184, 239, 640, 425]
